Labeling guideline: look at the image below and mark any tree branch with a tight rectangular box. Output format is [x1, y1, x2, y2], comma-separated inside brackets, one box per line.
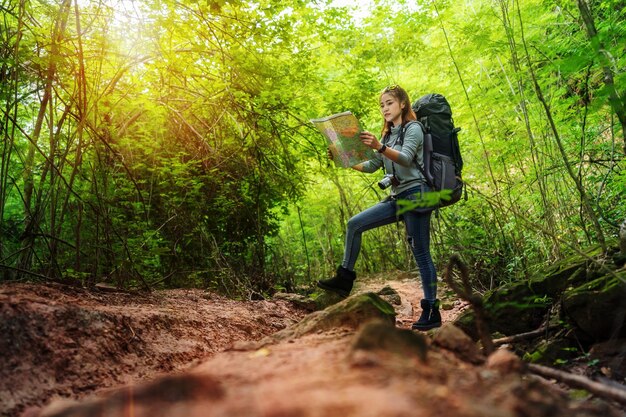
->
[529, 363, 626, 406]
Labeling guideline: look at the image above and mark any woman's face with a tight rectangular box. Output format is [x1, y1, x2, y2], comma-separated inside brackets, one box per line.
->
[380, 93, 404, 126]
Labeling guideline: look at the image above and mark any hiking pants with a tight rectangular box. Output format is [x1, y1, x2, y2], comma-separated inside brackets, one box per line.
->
[341, 185, 437, 302]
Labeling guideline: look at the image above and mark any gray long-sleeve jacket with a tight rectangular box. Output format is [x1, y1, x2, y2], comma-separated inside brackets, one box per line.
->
[361, 122, 426, 195]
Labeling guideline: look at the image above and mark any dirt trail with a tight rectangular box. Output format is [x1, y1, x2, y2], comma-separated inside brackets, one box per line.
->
[0, 282, 308, 417]
[354, 270, 468, 327]
[1, 274, 621, 417]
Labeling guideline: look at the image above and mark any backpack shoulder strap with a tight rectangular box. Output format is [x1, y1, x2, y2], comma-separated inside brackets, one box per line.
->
[396, 121, 434, 187]
[404, 121, 434, 188]
[397, 120, 425, 146]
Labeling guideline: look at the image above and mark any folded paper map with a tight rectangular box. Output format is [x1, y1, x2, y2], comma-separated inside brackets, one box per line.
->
[311, 111, 375, 168]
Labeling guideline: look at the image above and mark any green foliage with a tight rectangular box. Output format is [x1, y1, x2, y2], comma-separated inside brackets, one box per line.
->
[396, 190, 454, 214]
[1, 0, 625, 299]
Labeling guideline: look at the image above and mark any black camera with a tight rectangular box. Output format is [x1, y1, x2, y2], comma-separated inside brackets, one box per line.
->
[378, 174, 399, 190]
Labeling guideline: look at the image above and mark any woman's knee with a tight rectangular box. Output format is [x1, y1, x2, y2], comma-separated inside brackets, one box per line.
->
[407, 235, 429, 254]
[347, 216, 365, 233]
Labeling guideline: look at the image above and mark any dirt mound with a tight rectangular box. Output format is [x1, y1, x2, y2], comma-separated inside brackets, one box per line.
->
[0, 283, 309, 417]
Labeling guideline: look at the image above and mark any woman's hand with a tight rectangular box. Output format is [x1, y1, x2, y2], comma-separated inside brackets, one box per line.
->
[360, 131, 381, 151]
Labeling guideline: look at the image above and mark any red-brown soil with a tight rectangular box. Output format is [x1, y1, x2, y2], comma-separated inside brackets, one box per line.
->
[0, 282, 308, 417]
[1, 273, 623, 417]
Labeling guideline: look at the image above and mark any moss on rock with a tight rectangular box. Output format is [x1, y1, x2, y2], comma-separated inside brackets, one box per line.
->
[266, 292, 396, 343]
[454, 244, 622, 340]
[562, 270, 626, 341]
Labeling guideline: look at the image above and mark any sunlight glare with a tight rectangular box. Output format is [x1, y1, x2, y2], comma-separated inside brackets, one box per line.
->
[328, 0, 375, 20]
[76, 0, 150, 57]
[326, 0, 423, 21]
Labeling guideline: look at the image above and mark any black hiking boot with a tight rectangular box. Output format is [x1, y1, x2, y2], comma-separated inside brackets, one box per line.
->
[412, 299, 442, 331]
[317, 266, 356, 298]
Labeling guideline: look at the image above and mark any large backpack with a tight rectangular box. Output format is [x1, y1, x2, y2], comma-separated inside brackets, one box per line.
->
[411, 93, 465, 208]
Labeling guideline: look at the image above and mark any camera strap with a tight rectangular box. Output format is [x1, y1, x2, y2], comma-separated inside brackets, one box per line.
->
[381, 130, 399, 179]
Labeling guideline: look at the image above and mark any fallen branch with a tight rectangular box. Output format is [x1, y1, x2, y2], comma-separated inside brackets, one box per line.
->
[493, 324, 559, 346]
[528, 363, 626, 406]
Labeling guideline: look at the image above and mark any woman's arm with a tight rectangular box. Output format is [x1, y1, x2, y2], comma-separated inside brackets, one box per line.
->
[352, 163, 364, 172]
[360, 124, 423, 167]
[353, 156, 382, 172]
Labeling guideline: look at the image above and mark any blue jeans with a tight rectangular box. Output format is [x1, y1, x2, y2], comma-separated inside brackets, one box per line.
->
[341, 186, 437, 302]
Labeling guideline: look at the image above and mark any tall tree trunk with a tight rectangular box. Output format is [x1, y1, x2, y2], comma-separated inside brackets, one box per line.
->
[0, 0, 26, 262]
[498, 0, 560, 259]
[46, 0, 89, 281]
[18, 0, 73, 273]
[434, 1, 515, 264]
[516, 2, 607, 252]
[577, 0, 626, 154]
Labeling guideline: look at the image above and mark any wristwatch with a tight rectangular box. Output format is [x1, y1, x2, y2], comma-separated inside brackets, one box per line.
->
[378, 144, 387, 153]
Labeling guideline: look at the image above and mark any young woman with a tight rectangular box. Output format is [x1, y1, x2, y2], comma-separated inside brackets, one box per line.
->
[317, 85, 441, 331]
